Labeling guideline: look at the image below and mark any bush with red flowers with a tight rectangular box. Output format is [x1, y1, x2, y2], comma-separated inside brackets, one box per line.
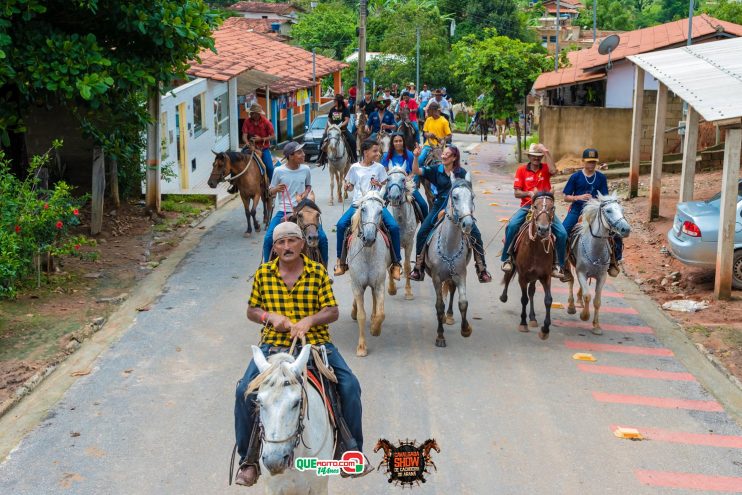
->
[1, 144, 94, 298]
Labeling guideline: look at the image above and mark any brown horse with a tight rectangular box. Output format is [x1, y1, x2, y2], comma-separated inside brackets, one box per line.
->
[499, 192, 555, 340]
[286, 199, 325, 266]
[421, 438, 440, 472]
[397, 109, 417, 151]
[208, 150, 270, 237]
[374, 439, 393, 471]
[495, 119, 507, 144]
[356, 112, 369, 155]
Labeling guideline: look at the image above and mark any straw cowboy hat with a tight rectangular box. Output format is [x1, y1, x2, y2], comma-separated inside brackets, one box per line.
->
[527, 143, 544, 157]
[248, 103, 265, 115]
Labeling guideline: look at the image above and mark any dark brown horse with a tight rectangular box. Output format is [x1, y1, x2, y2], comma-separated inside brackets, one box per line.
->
[374, 439, 393, 471]
[397, 109, 417, 151]
[421, 438, 440, 472]
[208, 150, 270, 237]
[269, 199, 325, 266]
[499, 192, 555, 340]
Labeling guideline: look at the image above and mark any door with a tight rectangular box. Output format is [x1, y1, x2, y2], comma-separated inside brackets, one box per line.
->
[176, 102, 189, 189]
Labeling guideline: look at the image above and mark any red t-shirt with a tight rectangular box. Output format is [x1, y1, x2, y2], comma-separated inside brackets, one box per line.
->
[514, 163, 552, 206]
[399, 99, 419, 122]
[349, 87, 357, 98]
[241, 116, 274, 150]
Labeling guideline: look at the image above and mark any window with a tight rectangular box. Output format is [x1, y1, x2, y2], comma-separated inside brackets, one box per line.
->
[541, 36, 548, 42]
[193, 92, 205, 136]
[160, 112, 168, 159]
[549, 35, 557, 43]
[213, 92, 229, 139]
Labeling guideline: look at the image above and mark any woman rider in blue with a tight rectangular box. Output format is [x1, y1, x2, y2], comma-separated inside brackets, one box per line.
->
[334, 139, 403, 281]
[409, 145, 492, 283]
[381, 133, 429, 219]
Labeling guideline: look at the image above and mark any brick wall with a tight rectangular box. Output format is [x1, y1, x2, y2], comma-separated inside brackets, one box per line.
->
[639, 90, 684, 160]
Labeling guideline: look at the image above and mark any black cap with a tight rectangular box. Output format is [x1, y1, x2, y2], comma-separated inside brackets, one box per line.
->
[283, 141, 305, 157]
[582, 148, 599, 161]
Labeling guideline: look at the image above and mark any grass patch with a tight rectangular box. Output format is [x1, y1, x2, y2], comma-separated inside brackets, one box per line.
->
[161, 199, 201, 215]
[163, 194, 214, 205]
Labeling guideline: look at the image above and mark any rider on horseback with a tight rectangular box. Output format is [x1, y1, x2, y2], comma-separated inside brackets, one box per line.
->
[501, 143, 568, 281]
[334, 139, 403, 281]
[241, 103, 275, 181]
[262, 141, 328, 264]
[235, 222, 370, 486]
[398, 92, 420, 143]
[419, 102, 452, 166]
[318, 94, 357, 166]
[562, 148, 622, 277]
[381, 133, 429, 220]
[409, 145, 493, 283]
[366, 96, 396, 140]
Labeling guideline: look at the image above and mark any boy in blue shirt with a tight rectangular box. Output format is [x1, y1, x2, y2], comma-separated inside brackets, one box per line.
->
[562, 148, 622, 277]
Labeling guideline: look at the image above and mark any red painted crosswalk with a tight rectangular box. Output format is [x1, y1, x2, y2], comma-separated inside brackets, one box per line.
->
[593, 392, 724, 412]
[555, 319, 653, 334]
[635, 470, 742, 492]
[611, 426, 742, 448]
[578, 364, 696, 381]
[565, 340, 673, 356]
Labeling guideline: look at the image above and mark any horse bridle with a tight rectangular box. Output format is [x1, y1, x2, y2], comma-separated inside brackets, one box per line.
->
[446, 183, 474, 228]
[527, 195, 556, 253]
[211, 152, 253, 184]
[386, 169, 408, 206]
[589, 199, 627, 239]
[359, 195, 385, 244]
[258, 375, 309, 451]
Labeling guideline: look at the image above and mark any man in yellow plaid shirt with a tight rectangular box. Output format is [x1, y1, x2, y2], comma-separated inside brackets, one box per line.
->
[233, 222, 366, 486]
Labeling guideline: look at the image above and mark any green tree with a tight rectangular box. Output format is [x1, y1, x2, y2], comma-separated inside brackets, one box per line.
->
[703, 0, 742, 24]
[657, 0, 698, 22]
[579, 0, 639, 31]
[439, 0, 533, 42]
[0, 0, 222, 193]
[291, 2, 357, 59]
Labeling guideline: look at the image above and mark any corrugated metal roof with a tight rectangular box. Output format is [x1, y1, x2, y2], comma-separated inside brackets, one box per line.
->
[628, 37, 742, 123]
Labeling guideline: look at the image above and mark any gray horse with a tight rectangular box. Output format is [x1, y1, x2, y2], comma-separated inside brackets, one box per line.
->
[349, 191, 391, 357]
[425, 179, 475, 348]
[326, 124, 350, 206]
[566, 192, 631, 334]
[386, 166, 418, 300]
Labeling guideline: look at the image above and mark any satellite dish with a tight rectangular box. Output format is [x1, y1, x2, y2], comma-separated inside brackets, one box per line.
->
[598, 34, 620, 70]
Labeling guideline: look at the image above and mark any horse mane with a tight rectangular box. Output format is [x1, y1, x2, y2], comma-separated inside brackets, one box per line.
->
[245, 353, 302, 396]
[295, 198, 321, 214]
[451, 178, 472, 193]
[350, 191, 383, 232]
[387, 165, 415, 194]
[575, 191, 617, 235]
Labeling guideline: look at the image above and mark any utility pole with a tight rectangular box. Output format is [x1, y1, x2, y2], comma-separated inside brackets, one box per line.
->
[555, 0, 560, 72]
[416, 26, 420, 96]
[145, 85, 161, 213]
[357, 0, 367, 98]
[592, 0, 597, 43]
[312, 47, 316, 117]
[687, 0, 694, 46]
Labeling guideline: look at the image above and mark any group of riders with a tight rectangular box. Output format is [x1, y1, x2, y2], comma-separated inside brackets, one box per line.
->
[232, 90, 624, 488]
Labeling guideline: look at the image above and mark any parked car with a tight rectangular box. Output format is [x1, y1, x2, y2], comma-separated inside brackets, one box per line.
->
[667, 179, 742, 288]
[302, 113, 357, 162]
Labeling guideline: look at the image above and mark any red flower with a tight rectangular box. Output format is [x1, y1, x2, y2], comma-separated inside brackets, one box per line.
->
[55, 220, 63, 229]
[72, 209, 79, 216]
[14, 225, 21, 233]
[43, 203, 49, 210]
[74, 244, 81, 251]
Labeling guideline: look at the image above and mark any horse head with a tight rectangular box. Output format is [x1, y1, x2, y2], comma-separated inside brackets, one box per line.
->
[292, 199, 322, 248]
[354, 191, 385, 247]
[421, 438, 440, 455]
[326, 125, 344, 158]
[398, 108, 410, 123]
[208, 152, 231, 188]
[530, 192, 555, 238]
[374, 439, 392, 456]
[386, 166, 409, 207]
[598, 192, 631, 238]
[448, 179, 476, 234]
[248, 345, 312, 475]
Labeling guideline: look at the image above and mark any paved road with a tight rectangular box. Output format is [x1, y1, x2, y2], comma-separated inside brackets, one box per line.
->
[1, 134, 742, 494]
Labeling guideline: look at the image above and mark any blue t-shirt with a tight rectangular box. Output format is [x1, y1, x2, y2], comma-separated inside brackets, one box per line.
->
[422, 164, 467, 203]
[381, 150, 415, 173]
[563, 170, 608, 213]
[367, 110, 396, 133]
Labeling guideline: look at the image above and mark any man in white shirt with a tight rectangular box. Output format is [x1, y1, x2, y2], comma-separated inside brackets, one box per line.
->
[425, 89, 451, 120]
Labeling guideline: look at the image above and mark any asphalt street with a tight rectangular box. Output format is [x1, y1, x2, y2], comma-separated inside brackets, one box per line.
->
[1, 134, 741, 494]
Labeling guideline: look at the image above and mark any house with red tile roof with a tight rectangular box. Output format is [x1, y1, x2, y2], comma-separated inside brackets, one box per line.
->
[228, 1, 303, 36]
[532, 15, 742, 163]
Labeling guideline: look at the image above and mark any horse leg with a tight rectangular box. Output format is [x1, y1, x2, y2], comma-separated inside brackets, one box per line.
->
[353, 287, 368, 357]
[387, 262, 397, 296]
[577, 287, 584, 308]
[340, 169, 347, 201]
[591, 274, 606, 335]
[370, 284, 385, 337]
[567, 269, 577, 315]
[434, 282, 446, 347]
[404, 245, 414, 300]
[518, 278, 529, 333]
[445, 282, 455, 325]
[540, 277, 553, 340]
[528, 281, 538, 327]
[351, 299, 357, 320]
[329, 169, 335, 206]
[499, 268, 515, 303]
[250, 194, 261, 232]
[243, 205, 253, 237]
[578, 273, 591, 322]
[458, 281, 471, 338]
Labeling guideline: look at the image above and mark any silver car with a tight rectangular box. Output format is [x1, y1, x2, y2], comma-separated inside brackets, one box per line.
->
[667, 179, 742, 288]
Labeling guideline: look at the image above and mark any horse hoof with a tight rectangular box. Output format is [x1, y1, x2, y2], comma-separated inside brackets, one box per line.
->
[243, 232, 251, 238]
[254, 225, 261, 232]
[591, 327, 603, 336]
[356, 346, 368, 357]
[567, 307, 576, 315]
[388, 287, 397, 296]
[445, 315, 455, 325]
[518, 325, 529, 333]
[435, 338, 447, 348]
[580, 313, 590, 322]
[539, 331, 549, 340]
[529, 320, 538, 328]
[371, 326, 382, 337]
[461, 325, 472, 338]
[499, 295, 508, 303]
[404, 294, 414, 301]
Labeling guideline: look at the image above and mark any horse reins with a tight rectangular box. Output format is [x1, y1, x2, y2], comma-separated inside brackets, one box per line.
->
[527, 196, 556, 254]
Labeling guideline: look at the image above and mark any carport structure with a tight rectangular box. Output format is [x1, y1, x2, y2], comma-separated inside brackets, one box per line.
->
[627, 37, 742, 299]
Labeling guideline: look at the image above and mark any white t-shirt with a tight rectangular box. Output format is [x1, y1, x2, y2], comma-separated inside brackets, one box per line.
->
[426, 97, 450, 112]
[270, 164, 311, 213]
[419, 89, 432, 103]
[345, 162, 387, 203]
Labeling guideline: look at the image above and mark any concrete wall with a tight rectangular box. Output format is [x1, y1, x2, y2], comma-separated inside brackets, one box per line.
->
[606, 61, 659, 108]
[540, 105, 633, 162]
[638, 89, 684, 160]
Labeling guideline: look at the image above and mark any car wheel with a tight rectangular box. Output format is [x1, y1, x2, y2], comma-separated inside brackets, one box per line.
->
[733, 250, 742, 290]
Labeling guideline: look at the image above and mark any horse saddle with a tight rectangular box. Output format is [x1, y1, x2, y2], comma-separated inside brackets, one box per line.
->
[411, 199, 424, 224]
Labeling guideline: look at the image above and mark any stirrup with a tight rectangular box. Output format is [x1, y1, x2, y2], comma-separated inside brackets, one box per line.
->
[477, 267, 492, 283]
[501, 260, 513, 273]
[334, 263, 347, 276]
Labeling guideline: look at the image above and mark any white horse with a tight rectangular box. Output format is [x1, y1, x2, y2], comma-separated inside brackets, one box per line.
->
[248, 345, 334, 495]
[349, 191, 391, 357]
[425, 179, 475, 348]
[385, 166, 418, 300]
[566, 192, 631, 334]
[326, 124, 350, 206]
[451, 102, 473, 121]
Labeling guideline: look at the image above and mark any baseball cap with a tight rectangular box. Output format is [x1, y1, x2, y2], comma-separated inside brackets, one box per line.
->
[582, 148, 599, 161]
[283, 141, 305, 157]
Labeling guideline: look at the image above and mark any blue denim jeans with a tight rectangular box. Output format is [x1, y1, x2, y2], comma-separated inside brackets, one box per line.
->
[412, 189, 429, 218]
[336, 206, 401, 263]
[414, 198, 485, 263]
[261, 148, 275, 181]
[419, 145, 432, 167]
[411, 121, 420, 143]
[263, 211, 329, 264]
[234, 343, 363, 463]
[563, 209, 623, 261]
[502, 206, 567, 266]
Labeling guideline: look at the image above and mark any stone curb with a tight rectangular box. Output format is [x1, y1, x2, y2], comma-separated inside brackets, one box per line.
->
[694, 342, 742, 393]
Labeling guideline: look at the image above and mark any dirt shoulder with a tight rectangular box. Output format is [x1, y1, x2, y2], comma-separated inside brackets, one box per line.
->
[597, 170, 742, 385]
[0, 196, 218, 412]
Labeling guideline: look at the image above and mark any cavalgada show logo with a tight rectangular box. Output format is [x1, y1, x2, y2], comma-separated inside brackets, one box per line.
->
[375, 438, 440, 487]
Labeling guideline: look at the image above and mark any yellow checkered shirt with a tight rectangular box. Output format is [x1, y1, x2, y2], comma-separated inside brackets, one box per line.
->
[248, 255, 337, 347]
